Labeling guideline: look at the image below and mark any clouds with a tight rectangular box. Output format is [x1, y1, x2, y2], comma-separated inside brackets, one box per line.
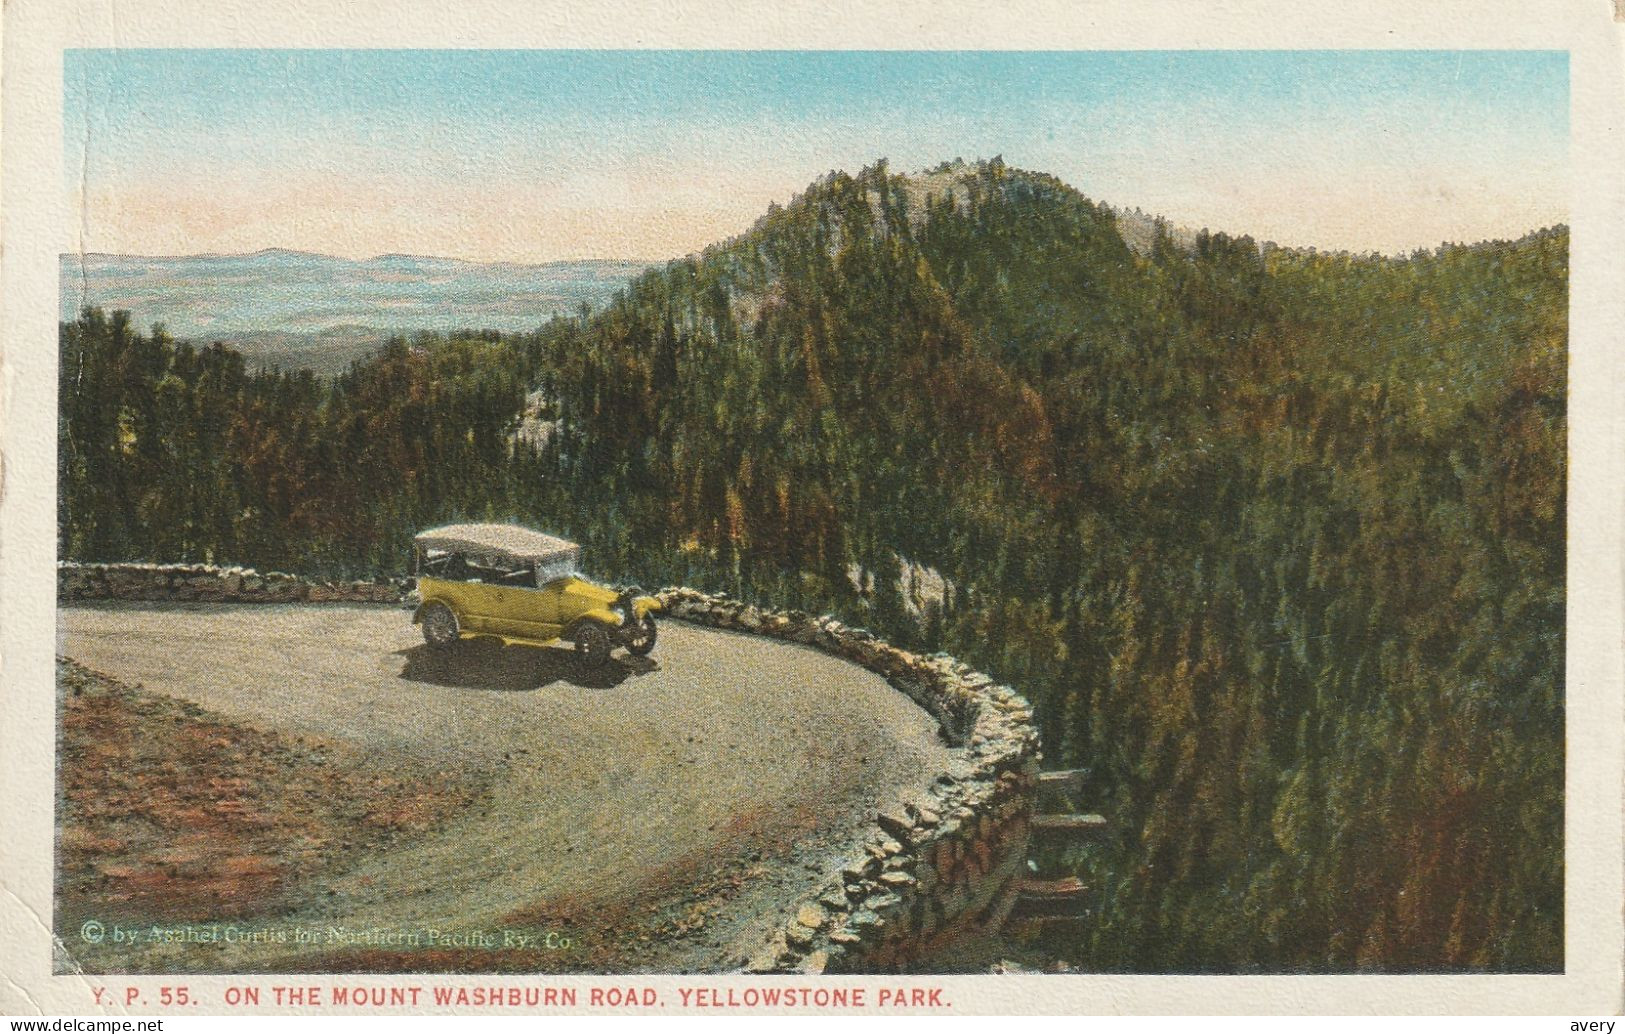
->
[64, 50, 1568, 261]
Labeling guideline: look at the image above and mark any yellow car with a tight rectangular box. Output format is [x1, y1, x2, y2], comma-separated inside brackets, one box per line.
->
[409, 523, 660, 667]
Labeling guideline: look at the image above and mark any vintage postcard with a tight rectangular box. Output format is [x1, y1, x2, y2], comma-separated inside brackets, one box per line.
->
[2, 0, 1622, 1017]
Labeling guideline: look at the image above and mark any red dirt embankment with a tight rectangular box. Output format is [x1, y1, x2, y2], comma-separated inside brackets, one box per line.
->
[56, 659, 484, 948]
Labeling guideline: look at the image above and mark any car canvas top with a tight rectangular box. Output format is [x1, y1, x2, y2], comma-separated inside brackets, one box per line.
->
[413, 523, 580, 571]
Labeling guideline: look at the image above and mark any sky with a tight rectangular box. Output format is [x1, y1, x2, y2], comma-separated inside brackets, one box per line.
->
[63, 50, 1569, 262]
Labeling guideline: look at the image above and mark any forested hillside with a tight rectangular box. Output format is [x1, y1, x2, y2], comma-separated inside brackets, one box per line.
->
[58, 159, 1565, 972]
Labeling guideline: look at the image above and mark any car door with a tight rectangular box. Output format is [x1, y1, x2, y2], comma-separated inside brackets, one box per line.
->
[423, 576, 495, 634]
[483, 583, 559, 642]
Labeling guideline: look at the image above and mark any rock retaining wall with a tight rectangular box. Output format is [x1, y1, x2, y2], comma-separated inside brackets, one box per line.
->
[655, 587, 1041, 974]
[57, 562, 406, 604]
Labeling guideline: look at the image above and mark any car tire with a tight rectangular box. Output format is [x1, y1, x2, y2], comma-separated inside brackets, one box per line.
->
[572, 622, 612, 669]
[626, 614, 658, 656]
[422, 601, 460, 649]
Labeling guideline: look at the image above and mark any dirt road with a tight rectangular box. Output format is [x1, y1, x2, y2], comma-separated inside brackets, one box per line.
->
[56, 602, 951, 972]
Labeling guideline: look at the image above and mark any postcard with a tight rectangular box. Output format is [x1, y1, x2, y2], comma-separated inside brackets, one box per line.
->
[2, 0, 1621, 1017]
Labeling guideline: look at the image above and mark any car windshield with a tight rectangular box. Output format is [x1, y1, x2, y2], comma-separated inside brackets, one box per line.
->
[421, 550, 578, 587]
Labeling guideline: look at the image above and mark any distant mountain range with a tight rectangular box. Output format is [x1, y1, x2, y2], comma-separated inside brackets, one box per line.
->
[60, 249, 651, 374]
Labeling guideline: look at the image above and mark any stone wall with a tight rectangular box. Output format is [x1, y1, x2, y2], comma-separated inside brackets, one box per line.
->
[655, 587, 1041, 974]
[57, 562, 407, 604]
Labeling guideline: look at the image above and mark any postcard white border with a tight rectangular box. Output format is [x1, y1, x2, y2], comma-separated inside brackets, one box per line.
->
[2, 0, 1621, 1015]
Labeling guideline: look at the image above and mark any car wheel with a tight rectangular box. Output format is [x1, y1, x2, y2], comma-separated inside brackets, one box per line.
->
[626, 614, 658, 656]
[422, 602, 460, 649]
[572, 622, 612, 669]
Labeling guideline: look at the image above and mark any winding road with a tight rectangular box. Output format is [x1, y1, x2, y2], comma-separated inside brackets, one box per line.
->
[57, 601, 952, 971]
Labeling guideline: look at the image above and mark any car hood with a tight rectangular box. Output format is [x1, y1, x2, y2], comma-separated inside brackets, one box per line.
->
[559, 578, 620, 607]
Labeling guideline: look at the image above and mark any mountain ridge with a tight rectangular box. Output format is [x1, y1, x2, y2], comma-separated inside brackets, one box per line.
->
[66, 247, 658, 268]
[60, 250, 653, 373]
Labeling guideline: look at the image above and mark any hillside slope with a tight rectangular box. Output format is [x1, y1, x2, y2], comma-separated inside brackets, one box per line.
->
[524, 159, 1566, 972]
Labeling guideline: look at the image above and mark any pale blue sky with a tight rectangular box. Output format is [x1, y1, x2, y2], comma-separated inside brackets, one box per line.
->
[64, 50, 1569, 261]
